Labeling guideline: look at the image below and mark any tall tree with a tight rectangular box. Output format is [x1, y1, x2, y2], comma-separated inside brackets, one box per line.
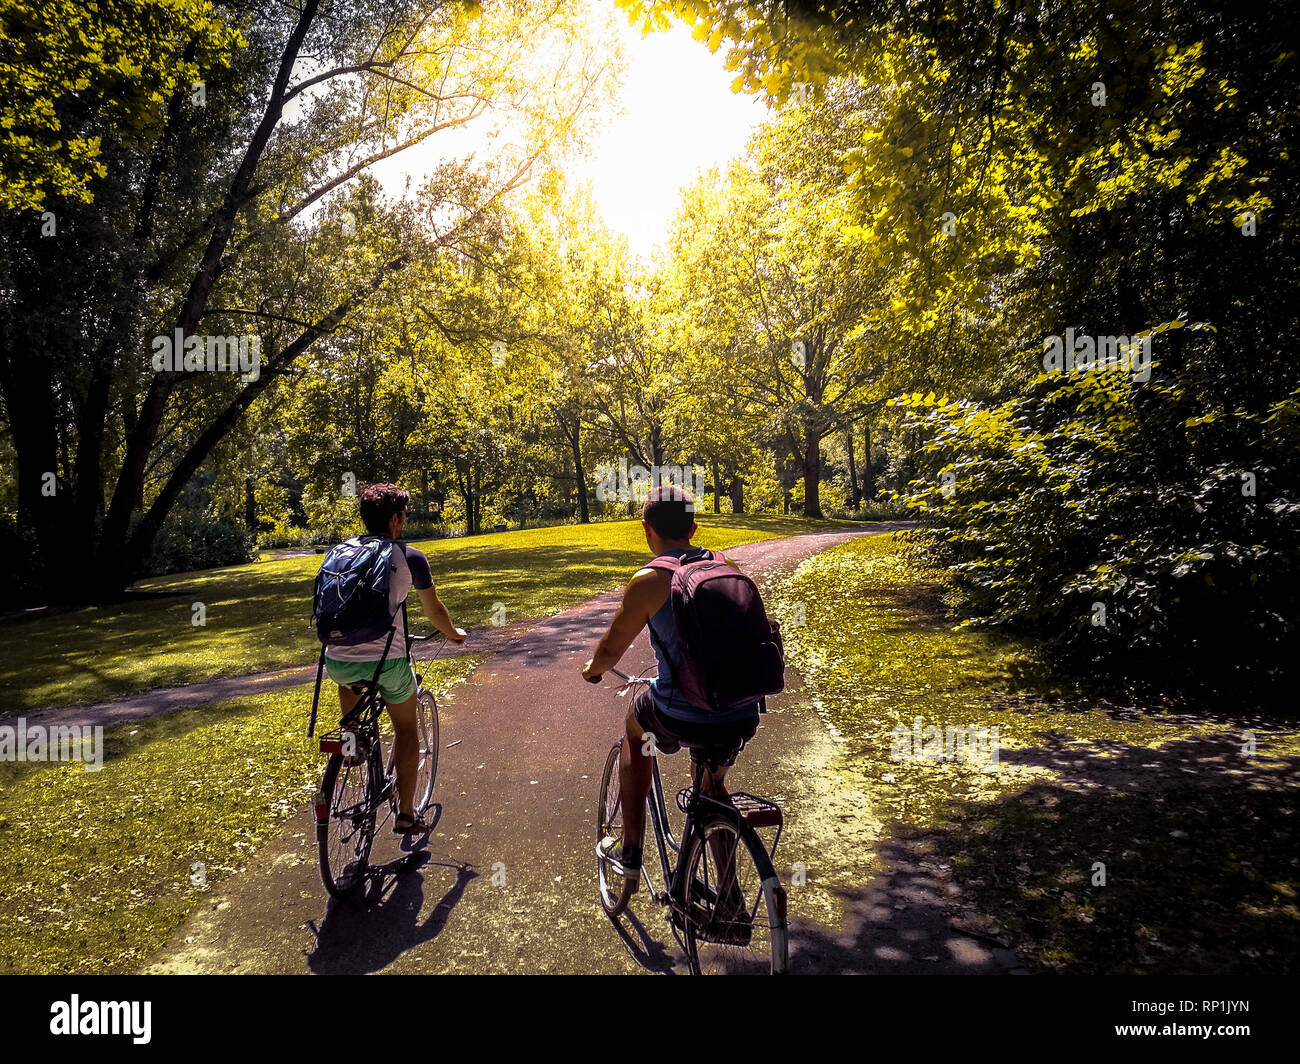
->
[2, 0, 613, 599]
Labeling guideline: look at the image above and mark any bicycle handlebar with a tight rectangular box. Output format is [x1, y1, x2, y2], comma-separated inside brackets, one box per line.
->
[407, 628, 466, 645]
[587, 666, 656, 686]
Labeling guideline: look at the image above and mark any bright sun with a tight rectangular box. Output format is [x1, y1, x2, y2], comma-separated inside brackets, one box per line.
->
[562, 0, 768, 260]
[370, 0, 769, 262]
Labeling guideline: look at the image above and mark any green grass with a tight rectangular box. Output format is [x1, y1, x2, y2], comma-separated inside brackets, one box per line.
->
[0, 655, 480, 975]
[0, 513, 853, 713]
[767, 532, 1300, 974]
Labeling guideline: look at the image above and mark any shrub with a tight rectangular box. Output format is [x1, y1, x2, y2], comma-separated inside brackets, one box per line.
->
[302, 487, 361, 542]
[143, 512, 257, 576]
[823, 498, 911, 521]
[894, 368, 1300, 701]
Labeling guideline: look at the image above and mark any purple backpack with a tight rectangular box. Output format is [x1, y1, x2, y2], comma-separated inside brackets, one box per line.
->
[644, 548, 785, 713]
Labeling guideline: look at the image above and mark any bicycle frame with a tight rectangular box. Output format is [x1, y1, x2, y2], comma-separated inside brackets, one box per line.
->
[639, 752, 680, 901]
[316, 631, 445, 831]
[638, 747, 751, 915]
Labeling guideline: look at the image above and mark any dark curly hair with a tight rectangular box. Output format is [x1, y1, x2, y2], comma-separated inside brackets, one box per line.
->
[359, 482, 410, 536]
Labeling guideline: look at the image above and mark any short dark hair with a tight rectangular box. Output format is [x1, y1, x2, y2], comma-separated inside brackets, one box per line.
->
[359, 482, 410, 536]
[642, 486, 695, 540]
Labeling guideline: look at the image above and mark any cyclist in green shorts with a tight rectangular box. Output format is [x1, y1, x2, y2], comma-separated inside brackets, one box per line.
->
[324, 483, 465, 833]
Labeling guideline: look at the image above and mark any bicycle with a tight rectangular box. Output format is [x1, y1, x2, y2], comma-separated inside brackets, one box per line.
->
[594, 668, 789, 975]
[311, 630, 445, 899]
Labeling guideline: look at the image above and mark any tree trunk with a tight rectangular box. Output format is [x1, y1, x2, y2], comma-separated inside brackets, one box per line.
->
[570, 421, 589, 523]
[245, 475, 257, 530]
[711, 460, 721, 513]
[862, 421, 873, 501]
[730, 474, 745, 514]
[845, 422, 860, 509]
[802, 424, 823, 518]
[94, 0, 321, 593]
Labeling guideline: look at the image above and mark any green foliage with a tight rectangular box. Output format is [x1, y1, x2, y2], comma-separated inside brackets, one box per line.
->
[142, 511, 256, 577]
[300, 487, 362, 544]
[0, 0, 241, 209]
[895, 370, 1300, 699]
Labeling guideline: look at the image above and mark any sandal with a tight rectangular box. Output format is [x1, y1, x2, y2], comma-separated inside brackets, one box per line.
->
[394, 812, 431, 835]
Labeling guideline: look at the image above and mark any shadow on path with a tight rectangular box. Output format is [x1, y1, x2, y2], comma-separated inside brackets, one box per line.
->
[305, 855, 478, 975]
[794, 731, 1300, 975]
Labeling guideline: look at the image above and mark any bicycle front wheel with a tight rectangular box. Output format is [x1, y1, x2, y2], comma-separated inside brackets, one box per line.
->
[414, 688, 440, 815]
[596, 739, 635, 916]
[677, 812, 788, 974]
[316, 746, 379, 899]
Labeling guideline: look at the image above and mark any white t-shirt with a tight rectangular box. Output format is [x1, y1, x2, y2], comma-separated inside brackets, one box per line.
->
[324, 542, 434, 662]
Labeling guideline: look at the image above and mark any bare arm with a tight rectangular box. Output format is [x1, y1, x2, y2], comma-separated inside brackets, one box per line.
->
[582, 568, 669, 680]
[416, 585, 466, 643]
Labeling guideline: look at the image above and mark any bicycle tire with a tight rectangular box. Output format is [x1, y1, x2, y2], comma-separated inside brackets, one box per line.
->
[414, 688, 439, 815]
[596, 739, 636, 916]
[677, 810, 788, 974]
[316, 745, 379, 899]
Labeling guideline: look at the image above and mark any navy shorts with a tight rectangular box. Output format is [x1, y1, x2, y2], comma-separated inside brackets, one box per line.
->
[632, 688, 758, 767]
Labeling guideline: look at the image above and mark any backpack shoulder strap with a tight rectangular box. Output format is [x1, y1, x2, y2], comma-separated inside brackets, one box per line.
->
[307, 643, 326, 737]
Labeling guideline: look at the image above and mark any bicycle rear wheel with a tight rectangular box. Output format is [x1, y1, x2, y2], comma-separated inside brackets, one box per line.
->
[596, 739, 636, 916]
[316, 745, 379, 899]
[677, 811, 788, 974]
[413, 688, 439, 815]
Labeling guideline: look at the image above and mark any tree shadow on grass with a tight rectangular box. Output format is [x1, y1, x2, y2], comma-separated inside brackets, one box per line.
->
[801, 733, 1300, 975]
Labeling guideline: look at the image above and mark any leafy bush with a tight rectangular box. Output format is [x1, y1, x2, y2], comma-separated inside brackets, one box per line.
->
[822, 498, 912, 521]
[302, 487, 361, 542]
[895, 367, 1300, 701]
[143, 512, 256, 576]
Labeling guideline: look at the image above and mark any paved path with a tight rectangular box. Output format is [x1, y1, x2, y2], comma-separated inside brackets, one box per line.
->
[143, 524, 1023, 974]
[9, 617, 537, 731]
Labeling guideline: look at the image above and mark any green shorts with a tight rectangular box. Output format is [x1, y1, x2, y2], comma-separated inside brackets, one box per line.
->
[325, 656, 417, 705]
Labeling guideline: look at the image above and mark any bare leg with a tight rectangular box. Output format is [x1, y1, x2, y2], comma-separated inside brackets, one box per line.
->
[337, 684, 361, 718]
[620, 707, 653, 852]
[385, 693, 420, 818]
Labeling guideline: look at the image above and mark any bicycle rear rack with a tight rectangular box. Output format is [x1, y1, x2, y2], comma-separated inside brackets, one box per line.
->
[675, 788, 782, 826]
[675, 787, 784, 863]
[319, 729, 347, 754]
[318, 727, 370, 764]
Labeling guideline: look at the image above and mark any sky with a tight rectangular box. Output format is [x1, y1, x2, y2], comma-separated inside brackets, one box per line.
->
[562, 5, 769, 258]
[370, 1, 770, 261]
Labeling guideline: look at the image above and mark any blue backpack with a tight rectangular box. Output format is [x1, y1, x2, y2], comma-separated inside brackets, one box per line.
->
[307, 536, 401, 738]
[311, 535, 398, 645]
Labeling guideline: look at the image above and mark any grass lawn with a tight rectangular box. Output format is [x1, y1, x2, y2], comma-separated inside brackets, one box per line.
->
[0, 513, 853, 713]
[0, 655, 480, 975]
[767, 532, 1300, 974]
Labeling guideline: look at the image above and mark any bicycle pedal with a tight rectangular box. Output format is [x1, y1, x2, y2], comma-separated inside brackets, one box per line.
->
[596, 837, 640, 889]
